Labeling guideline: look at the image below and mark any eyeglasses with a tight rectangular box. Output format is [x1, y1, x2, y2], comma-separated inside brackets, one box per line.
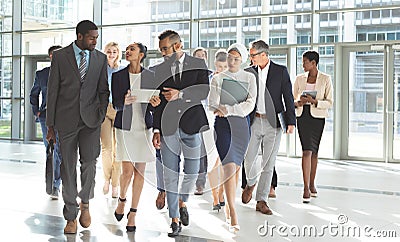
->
[159, 43, 177, 52]
[249, 52, 263, 58]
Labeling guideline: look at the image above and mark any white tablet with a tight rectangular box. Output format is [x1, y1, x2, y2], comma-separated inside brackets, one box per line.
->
[130, 89, 160, 103]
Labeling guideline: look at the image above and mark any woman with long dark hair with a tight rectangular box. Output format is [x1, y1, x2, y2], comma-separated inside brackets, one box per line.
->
[112, 42, 160, 232]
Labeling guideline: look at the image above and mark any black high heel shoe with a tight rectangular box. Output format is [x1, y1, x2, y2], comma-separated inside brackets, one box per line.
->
[212, 203, 221, 212]
[114, 197, 126, 221]
[219, 197, 225, 207]
[126, 208, 137, 232]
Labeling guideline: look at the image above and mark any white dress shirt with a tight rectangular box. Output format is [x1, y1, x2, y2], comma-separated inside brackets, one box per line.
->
[256, 62, 270, 114]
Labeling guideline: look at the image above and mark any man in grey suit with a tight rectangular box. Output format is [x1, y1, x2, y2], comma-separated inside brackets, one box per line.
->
[46, 20, 109, 234]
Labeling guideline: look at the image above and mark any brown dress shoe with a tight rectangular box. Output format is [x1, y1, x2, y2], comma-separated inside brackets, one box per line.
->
[79, 203, 91, 228]
[156, 191, 166, 210]
[256, 201, 273, 215]
[64, 220, 77, 234]
[241, 184, 256, 204]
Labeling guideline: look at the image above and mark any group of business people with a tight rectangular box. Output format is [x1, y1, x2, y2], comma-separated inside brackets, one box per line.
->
[35, 19, 333, 237]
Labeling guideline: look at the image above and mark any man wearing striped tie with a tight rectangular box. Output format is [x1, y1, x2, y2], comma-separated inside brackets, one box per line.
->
[46, 20, 109, 234]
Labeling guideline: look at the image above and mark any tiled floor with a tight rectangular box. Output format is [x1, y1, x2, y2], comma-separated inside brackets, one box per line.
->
[0, 141, 399, 242]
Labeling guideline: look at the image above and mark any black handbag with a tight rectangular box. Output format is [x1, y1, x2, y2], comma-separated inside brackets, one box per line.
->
[45, 140, 54, 195]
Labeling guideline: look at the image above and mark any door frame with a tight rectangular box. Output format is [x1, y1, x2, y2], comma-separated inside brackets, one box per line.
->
[24, 55, 49, 142]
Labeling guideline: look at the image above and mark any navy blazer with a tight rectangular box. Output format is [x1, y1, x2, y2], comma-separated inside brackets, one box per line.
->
[245, 61, 296, 129]
[153, 54, 210, 136]
[112, 66, 156, 130]
[30, 67, 50, 119]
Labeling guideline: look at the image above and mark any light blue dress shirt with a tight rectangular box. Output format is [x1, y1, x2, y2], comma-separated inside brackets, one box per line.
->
[72, 42, 90, 72]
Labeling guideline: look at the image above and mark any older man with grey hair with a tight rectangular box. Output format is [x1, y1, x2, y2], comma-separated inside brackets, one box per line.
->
[241, 39, 296, 215]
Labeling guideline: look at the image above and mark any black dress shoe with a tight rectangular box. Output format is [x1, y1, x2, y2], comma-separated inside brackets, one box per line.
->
[179, 206, 189, 226]
[167, 222, 182, 237]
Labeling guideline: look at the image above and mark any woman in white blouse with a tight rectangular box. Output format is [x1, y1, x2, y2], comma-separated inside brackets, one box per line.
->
[293, 50, 333, 203]
[209, 43, 256, 232]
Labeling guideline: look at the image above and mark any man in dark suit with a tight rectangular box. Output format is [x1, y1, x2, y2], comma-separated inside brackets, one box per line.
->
[152, 30, 209, 237]
[46, 20, 109, 234]
[241, 40, 295, 215]
[30, 45, 62, 200]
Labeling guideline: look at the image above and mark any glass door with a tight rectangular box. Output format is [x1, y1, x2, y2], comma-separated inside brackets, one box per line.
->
[343, 44, 400, 162]
[347, 49, 384, 159]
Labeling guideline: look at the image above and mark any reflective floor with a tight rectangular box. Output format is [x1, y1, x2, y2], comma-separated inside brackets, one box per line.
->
[0, 141, 399, 242]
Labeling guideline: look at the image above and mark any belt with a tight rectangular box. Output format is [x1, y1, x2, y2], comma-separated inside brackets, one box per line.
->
[255, 112, 267, 119]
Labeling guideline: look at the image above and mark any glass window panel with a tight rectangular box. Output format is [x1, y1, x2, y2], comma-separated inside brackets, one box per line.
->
[0, 99, 11, 138]
[0, 58, 12, 98]
[201, 18, 277, 48]
[0, 34, 12, 56]
[382, 9, 390, 18]
[22, 30, 75, 55]
[356, 0, 400, 7]
[372, 10, 380, 18]
[393, 9, 400, 17]
[363, 11, 371, 19]
[320, 13, 329, 21]
[377, 33, 385, 41]
[22, 0, 94, 30]
[368, 33, 376, 41]
[0, 0, 13, 32]
[387, 32, 396, 40]
[104, 0, 190, 25]
[200, 0, 241, 18]
[357, 33, 366, 41]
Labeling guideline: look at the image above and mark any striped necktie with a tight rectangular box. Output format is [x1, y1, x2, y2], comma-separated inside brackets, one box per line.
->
[79, 51, 87, 82]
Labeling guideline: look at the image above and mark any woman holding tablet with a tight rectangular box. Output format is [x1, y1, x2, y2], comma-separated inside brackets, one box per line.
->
[208, 43, 256, 233]
[111, 42, 160, 232]
[293, 50, 333, 203]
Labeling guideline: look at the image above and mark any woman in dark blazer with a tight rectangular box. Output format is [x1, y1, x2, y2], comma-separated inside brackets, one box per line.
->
[112, 42, 160, 232]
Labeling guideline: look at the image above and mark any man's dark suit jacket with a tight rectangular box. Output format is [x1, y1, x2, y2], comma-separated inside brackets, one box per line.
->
[111, 65, 156, 130]
[245, 61, 296, 129]
[46, 43, 109, 132]
[153, 54, 210, 136]
[30, 67, 50, 119]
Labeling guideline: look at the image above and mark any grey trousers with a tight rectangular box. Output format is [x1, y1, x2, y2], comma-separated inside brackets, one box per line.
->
[244, 117, 282, 202]
[58, 121, 100, 221]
